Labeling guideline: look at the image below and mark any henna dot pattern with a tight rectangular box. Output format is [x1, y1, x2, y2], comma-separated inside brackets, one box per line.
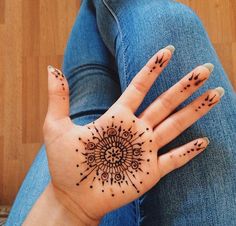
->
[195, 94, 218, 112]
[76, 117, 148, 194]
[149, 52, 168, 73]
[179, 140, 205, 157]
[180, 72, 207, 92]
[50, 66, 66, 99]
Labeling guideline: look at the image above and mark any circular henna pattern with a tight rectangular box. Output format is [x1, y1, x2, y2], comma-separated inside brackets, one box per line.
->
[76, 116, 148, 194]
[86, 142, 96, 150]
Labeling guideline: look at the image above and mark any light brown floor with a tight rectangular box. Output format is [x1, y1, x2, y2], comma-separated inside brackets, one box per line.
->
[0, 0, 235, 205]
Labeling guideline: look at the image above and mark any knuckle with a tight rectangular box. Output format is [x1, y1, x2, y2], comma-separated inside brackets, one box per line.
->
[154, 132, 164, 148]
[169, 117, 183, 133]
[131, 80, 147, 95]
[171, 156, 181, 169]
[159, 95, 173, 112]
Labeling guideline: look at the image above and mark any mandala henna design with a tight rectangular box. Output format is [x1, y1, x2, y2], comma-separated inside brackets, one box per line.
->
[195, 94, 218, 111]
[180, 72, 207, 92]
[179, 140, 205, 157]
[75, 116, 151, 196]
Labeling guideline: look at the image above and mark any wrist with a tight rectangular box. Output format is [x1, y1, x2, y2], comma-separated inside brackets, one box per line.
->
[52, 183, 101, 226]
[24, 183, 100, 226]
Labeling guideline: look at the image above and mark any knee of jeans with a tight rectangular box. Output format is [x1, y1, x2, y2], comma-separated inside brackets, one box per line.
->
[167, 2, 203, 28]
[120, 1, 204, 36]
[148, 1, 204, 34]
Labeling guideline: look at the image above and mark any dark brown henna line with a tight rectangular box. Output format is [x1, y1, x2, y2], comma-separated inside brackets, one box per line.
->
[160, 59, 168, 67]
[198, 142, 203, 147]
[205, 95, 209, 101]
[208, 101, 218, 107]
[77, 165, 97, 184]
[94, 126, 103, 140]
[124, 170, 139, 193]
[194, 78, 207, 86]
[193, 73, 201, 80]
[197, 147, 205, 151]
[209, 94, 217, 102]
[188, 73, 194, 81]
[158, 53, 165, 64]
[155, 55, 159, 64]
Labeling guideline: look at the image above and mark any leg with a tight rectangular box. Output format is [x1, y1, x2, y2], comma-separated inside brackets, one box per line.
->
[6, 1, 136, 225]
[93, 0, 236, 225]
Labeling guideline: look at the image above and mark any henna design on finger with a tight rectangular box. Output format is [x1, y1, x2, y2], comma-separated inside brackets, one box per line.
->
[49, 66, 66, 100]
[195, 94, 218, 112]
[155, 53, 168, 68]
[178, 140, 206, 157]
[149, 52, 168, 73]
[180, 72, 207, 93]
[75, 116, 152, 196]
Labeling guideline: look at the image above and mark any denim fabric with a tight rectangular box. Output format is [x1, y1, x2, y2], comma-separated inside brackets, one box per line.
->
[6, 0, 236, 225]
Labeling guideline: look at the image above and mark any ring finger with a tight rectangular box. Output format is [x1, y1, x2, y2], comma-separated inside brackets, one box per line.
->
[139, 63, 214, 128]
[153, 87, 224, 149]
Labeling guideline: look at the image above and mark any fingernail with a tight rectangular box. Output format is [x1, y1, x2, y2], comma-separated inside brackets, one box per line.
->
[164, 45, 175, 54]
[215, 87, 225, 97]
[202, 63, 214, 73]
[48, 65, 55, 73]
[203, 137, 210, 145]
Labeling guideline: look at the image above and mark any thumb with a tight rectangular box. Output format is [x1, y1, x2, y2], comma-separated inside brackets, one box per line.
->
[46, 65, 69, 120]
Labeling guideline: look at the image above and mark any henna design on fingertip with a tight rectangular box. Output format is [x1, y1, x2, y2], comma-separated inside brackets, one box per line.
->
[180, 72, 207, 93]
[195, 94, 218, 111]
[178, 140, 206, 158]
[148, 52, 168, 74]
[49, 66, 66, 100]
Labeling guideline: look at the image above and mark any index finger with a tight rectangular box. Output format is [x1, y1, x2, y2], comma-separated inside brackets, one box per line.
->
[116, 45, 175, 113]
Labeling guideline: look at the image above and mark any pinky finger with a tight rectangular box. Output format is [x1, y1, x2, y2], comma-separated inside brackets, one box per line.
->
[157, 137, 209, 178]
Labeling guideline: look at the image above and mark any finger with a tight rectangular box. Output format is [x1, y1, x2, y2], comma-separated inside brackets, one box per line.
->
[46, 65, 70, 120]
[116, 45, 175, 113]
[157, 137, 209, 178]
[154, 87, 224, 148]
[140, 63, 214, 127]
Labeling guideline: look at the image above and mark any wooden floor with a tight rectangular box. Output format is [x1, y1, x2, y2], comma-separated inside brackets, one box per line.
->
[0, 0, 235, 205]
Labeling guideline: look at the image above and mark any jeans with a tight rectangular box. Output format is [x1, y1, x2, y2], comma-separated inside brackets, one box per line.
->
[6, 0, 236, 225]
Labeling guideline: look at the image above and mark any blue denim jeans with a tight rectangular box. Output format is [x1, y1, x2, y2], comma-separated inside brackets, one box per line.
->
[6, 0, 236, 225]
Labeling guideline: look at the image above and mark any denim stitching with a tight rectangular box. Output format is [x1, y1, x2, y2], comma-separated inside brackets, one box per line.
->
[101, 2, 139, 225]
[102, 0, 129, 89]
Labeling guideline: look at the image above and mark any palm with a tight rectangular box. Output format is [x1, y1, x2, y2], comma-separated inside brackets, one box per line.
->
[46, 105, 160, 218]
[44, 46, 222, 220]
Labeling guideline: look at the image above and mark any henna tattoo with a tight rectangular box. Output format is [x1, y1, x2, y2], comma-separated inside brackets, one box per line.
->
[195, 94, 218, 111]
[180, 72, 207, 92]
[178, 140, 205, 157]
[155, 53, 168, 68]
[148, 52, 168, 73]
[49, 66, 66, 100]
[75, 116, 152, 196]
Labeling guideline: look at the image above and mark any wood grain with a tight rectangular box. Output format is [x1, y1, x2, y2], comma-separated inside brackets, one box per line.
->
[0, 0, 235, 205]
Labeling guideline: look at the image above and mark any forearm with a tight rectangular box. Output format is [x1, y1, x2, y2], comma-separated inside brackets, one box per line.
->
[23, 183, 99, 226]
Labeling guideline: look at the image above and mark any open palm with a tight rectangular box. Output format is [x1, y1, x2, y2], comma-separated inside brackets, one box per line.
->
[43, 46, 223, 222]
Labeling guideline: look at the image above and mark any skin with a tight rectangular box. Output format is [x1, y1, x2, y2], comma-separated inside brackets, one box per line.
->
[23, 45, 224, 226]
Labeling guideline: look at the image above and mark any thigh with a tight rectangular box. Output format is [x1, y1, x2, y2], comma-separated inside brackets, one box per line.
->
[94, 0, 236, 225]
[7, 1, 136, 225]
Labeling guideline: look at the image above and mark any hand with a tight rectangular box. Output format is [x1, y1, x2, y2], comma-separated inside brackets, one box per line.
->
[43, 45, 224, 225]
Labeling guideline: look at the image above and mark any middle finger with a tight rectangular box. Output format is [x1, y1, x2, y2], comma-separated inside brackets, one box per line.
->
[139, 63, 214, 128]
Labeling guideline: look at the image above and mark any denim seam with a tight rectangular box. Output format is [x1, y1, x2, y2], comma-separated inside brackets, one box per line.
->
[100, 1, 139, 225]
[102, 0, 129, 89]
[66, 63, 119, 83]
[101, 2, 139, 226]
